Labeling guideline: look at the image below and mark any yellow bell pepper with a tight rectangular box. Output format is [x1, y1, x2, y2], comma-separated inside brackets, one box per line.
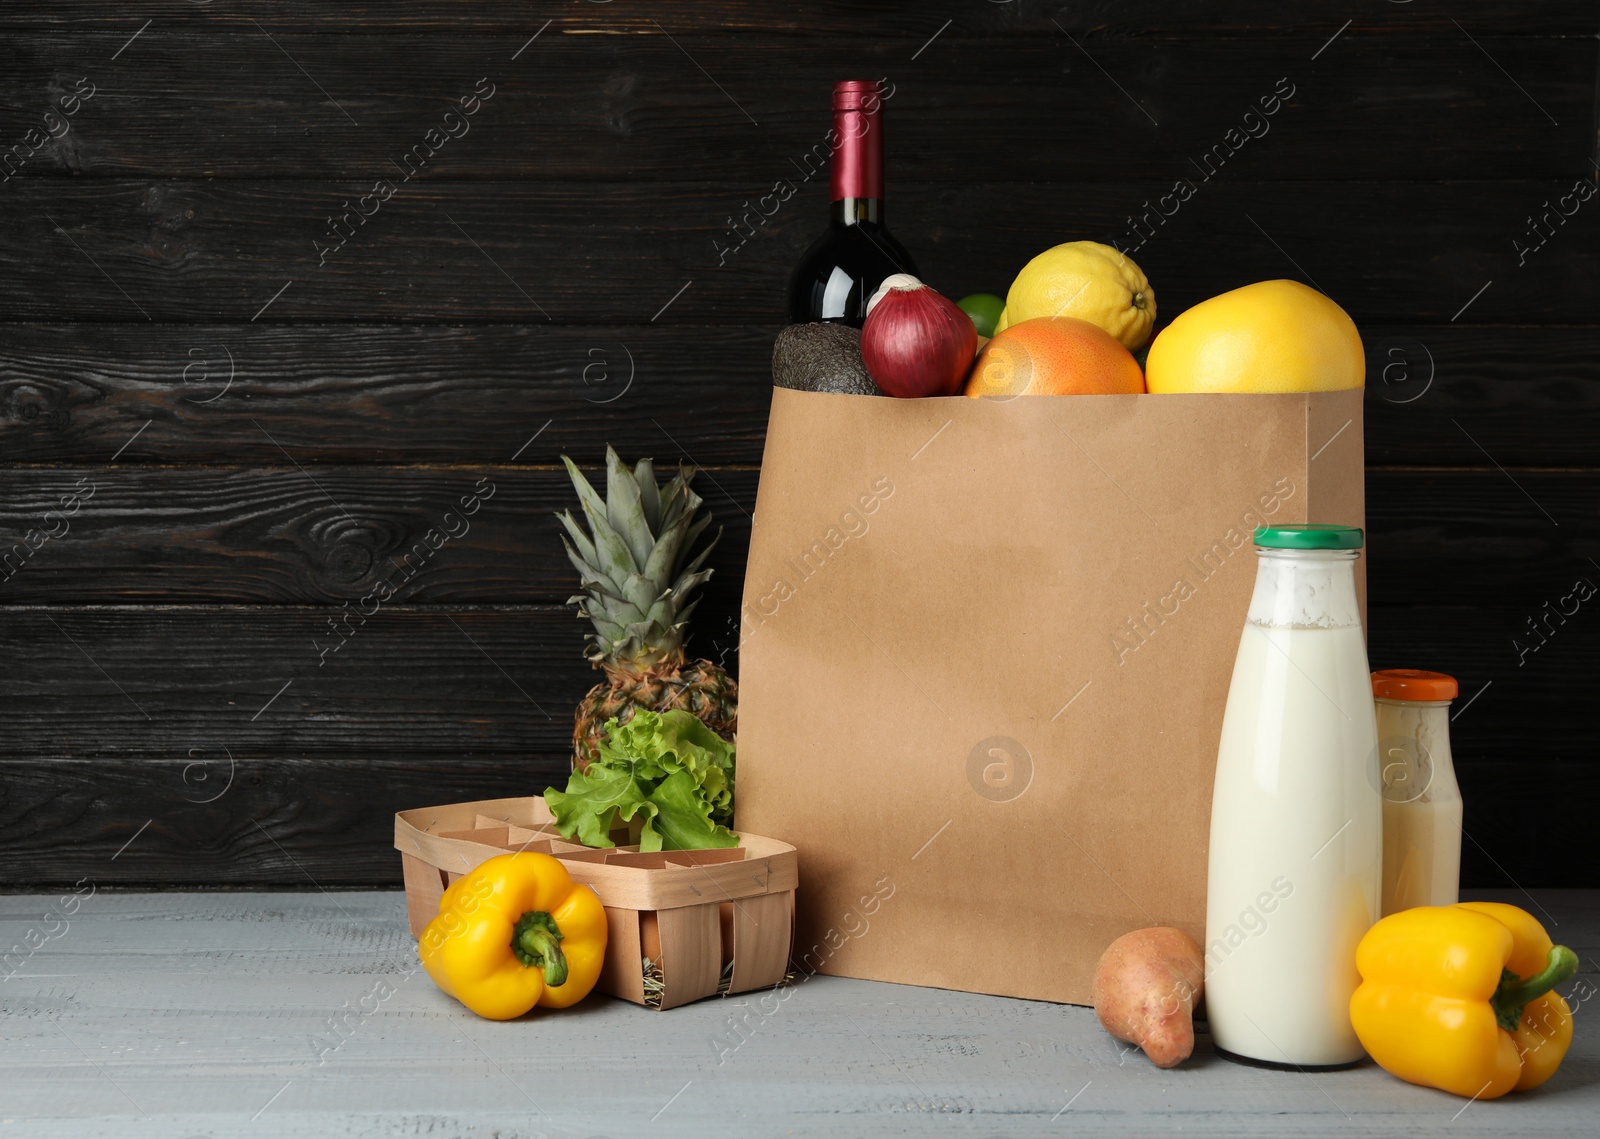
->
[1350, 901, 1578, 1099]
[419, 852, 608, 1020]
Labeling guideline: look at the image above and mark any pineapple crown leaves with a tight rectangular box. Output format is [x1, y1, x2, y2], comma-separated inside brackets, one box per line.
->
[557, 447, 721, 666]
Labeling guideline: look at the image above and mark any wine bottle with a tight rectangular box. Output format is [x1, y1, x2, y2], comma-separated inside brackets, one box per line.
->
[787, 80, 918, 326]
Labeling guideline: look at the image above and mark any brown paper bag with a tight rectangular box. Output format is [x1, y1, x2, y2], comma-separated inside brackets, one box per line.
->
[735, 387, 1365, 1005]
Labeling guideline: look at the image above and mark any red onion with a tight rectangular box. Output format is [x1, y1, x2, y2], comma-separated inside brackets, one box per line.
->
[860, 277, 978, 398]
[866, 273, 923, 318]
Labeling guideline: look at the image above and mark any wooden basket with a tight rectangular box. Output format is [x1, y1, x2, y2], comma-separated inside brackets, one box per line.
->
[394, 796, 797, 1010]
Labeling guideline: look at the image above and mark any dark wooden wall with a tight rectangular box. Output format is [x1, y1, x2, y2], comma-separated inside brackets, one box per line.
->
[1, 2, 1596, 888]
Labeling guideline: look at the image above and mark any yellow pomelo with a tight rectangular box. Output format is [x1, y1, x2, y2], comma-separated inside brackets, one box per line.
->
[1005, 241, 1154, 350]
[1144, 280, 1364, 394]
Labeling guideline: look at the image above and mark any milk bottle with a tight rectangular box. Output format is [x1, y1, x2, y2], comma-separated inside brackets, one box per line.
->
[1205, 525, 1381, 1067]
[1371, 669, 1463, 915]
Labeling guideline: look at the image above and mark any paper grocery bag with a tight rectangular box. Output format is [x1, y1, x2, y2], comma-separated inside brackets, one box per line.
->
[736, 387, 1365, 1005]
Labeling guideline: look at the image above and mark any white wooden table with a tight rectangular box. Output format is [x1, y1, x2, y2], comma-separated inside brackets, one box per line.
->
[2, 889, 1595, 1137]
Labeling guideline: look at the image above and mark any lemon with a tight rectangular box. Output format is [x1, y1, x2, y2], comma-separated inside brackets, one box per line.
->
[1005, 241, 1155, 350]
[1144, 280, 1364, 394]
[994, 307, 1010, 334]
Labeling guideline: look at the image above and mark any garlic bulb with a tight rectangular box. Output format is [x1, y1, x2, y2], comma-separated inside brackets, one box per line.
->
[865, 273, 925, 318]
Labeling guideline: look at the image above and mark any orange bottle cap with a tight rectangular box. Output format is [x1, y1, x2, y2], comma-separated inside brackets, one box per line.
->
[1371, 669, 1458, 702]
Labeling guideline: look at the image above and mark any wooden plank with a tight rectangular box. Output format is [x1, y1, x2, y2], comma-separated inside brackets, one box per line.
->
[1363, 326, 1600, 467]
[0, 1, 1589, 34]
[3, 466, 1597, 606]
[0, 601, 1591, 885]
[0, 467, 757, 604]
[1367, 603, 1598, 746]
[1, 180, 1594, 324]
[0, 754, 1589, 890]
[1363, 472, 1597, 603]
[0, 1, 1032, 35]
[1048, 2, 1600, 37]
[0, 323, 775, 465]
[0, 605, 593, 761]
[0, 754, 576, 886]
[1, 33, 1590, 181]
[0, 604, 745, 757]
[0, 600, 1587, 761]
[0, 890, 1593, 1136]
[3, 323, 1596, 467]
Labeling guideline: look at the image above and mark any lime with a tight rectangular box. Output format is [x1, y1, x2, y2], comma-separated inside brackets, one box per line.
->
[956, 293, 1006, 338]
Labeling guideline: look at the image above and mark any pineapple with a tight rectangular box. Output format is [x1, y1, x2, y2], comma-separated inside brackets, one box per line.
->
[558, 447, 738, 771]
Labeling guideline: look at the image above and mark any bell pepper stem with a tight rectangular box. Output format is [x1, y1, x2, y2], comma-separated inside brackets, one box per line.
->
[1491, 945, 1579, 1033]
[510, 910, 569, 988]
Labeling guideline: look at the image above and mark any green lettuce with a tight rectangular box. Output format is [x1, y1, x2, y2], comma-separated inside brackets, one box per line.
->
[545, 709, 737, 851]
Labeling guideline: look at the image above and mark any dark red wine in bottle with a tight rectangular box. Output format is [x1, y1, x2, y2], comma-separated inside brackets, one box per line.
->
[787, 80, 918, 326]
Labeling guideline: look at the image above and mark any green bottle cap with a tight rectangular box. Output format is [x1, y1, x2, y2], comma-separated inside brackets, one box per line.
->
[1253, 524, 1364, 550]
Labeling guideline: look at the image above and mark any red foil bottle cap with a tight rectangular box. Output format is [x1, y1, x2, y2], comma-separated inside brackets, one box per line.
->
[831, 80, 884, 202]
[832, 80, 882, 112]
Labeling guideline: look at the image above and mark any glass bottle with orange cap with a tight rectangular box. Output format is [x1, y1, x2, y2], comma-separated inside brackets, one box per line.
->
[1372, 669, 1463, 916]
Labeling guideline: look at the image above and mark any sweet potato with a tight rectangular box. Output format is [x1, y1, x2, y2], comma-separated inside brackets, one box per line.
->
[1091, 926, 1205, 1068]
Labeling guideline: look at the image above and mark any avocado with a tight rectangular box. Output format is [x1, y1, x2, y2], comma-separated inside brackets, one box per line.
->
[771, 323, 884, 396]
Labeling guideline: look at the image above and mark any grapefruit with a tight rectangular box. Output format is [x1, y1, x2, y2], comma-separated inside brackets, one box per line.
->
[1144, 280, 1364, 394]
[963, 316, 1146, 398]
